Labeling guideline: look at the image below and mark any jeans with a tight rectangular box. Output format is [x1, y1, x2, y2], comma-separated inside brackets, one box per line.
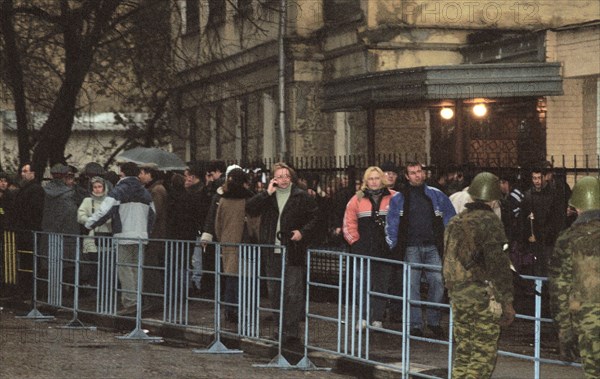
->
[405, 244, 444, 329]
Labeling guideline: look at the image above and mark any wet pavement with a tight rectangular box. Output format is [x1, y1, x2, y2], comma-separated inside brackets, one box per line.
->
[1, 296, 585, 379]
[0, 305, 352, 379]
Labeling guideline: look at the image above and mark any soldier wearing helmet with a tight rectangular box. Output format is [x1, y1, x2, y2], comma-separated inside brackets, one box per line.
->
[548, 176, 599, 378]
[443, 172, 515, 379]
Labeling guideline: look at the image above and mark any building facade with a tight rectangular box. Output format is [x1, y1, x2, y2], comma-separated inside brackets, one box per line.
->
[170, 0, 599, 169]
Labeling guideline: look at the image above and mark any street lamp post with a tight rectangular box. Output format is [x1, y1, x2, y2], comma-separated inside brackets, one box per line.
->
[277, 0, 287, 161]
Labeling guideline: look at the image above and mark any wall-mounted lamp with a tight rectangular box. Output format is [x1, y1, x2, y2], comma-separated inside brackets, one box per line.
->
[440, 107, 454, 120]
[472, 103, 487, 117]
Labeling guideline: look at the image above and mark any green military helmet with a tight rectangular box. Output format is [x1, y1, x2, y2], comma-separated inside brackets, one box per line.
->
[569, 176, 600, 211]
[468, 172, 502, 201]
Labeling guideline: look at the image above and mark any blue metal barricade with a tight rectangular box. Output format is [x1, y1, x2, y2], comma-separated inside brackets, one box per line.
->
[302, 248, 582, 379]
[12, 233, 586, 377]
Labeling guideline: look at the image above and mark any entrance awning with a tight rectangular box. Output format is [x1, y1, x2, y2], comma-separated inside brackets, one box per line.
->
[322, 62, 563, 112]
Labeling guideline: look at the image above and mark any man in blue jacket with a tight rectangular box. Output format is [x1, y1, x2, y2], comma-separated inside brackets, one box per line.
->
[86, 162, 155, 313]
[386, 162, 456, 338]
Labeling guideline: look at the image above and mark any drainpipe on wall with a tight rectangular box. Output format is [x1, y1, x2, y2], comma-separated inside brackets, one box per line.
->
[278, 0, 287, 161]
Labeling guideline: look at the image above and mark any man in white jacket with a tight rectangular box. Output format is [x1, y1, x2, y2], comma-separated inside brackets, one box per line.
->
[85, 162, 155, 312]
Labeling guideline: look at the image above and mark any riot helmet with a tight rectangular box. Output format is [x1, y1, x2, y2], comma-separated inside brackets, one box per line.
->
[468, 172, 502, 201]
[569, 176, 600, 211]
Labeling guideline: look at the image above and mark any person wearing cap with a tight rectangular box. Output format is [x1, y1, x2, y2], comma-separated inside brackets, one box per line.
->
[380, 161, 404, 192]
[169, 162, 205, 241]
[138, 163, 168, 302]
[85, 162, 155, 314]
[202, 160, 226, 202]
[40, 163, 82, 284]
[548, 176, 599, 378]
[198, 160, 227, 243]
[443, 172, 515, 379]
[542, 161, 577, 228]
[200, 164, 242, 245]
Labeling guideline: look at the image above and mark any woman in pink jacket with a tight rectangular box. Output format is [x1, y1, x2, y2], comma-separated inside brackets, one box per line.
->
[343, 166, 396, 329]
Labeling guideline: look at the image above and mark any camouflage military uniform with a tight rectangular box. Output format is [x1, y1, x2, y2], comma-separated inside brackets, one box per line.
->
[444, 202, 514, 379]
[549, 209, 600, 378]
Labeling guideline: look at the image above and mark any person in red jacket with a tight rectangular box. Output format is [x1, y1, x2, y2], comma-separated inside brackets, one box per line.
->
[343, 166, 396, 329]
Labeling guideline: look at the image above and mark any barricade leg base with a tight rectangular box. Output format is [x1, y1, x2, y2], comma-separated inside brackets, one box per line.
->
[58, 317, 97, 330]
[116, 327, 162, 342]
[252, 354, 294, 369]
[295, 356, 331, 371]
[16, 308, 54, 320]
[192, 340, 243, 354]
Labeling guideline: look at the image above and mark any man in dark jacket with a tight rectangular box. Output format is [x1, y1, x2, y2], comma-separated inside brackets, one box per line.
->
[521, 167, 563, 277]
[170, 163, 205, 241]
[0, 171, 12, 285]
[11, 162, 45, 295]
[386, 161, 456, 338]
[246, 162, 319, 344]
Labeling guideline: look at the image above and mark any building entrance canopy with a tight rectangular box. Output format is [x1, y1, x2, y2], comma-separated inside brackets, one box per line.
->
[322, 63, 563, 111]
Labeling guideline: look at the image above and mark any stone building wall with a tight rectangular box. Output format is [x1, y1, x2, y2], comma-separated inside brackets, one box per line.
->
[289, 82, 333, 157]
[546, 25, 600, 167]
[376, 108, 428, 161]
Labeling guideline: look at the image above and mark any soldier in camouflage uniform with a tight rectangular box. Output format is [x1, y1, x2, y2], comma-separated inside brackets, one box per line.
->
[443, 172, 516, 379]
[549, 176, 599, 378]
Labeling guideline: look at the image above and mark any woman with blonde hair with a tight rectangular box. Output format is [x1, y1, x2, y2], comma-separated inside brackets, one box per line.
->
[343, 166, 396, 328]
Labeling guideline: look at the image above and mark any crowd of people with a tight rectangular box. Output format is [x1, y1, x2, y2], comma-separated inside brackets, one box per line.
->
[0, 158, 597, 378]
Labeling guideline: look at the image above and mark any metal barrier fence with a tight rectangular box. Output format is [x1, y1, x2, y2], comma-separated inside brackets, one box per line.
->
[304, 248, 583, 379]
[2, 230, 33, 286]
[14, 231, 304, 369]
[3, 232, 586, 376]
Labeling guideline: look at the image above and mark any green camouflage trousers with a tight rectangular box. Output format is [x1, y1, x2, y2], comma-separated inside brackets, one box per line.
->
[451, 289, 501, 379]
[574, 304, 600, 379]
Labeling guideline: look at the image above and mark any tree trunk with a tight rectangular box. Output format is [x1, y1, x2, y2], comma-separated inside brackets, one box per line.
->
[31, 0, 122, 177]
[31, 60, 92, 177]
[0, 0, 31, 165]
